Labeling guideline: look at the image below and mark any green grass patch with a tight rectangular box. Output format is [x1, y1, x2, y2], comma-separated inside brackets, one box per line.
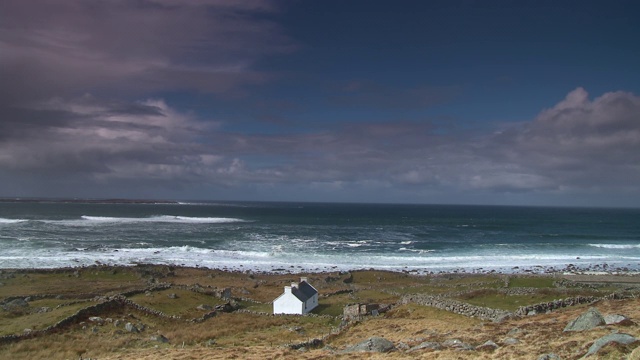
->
[455, 289, 571, 311]
[0, 269, 143, 298]
[127, 289, 227, 318]
[0, 301, 90, 336]
[508, 276, 556, 288]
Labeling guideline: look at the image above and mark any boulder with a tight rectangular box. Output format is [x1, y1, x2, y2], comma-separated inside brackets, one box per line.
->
[151, 334, 169, 343]
[503, 337, 520, 345]
[408, 341, 442, 352]
[442, 339, 475, 350]
[342, 337, 395, 353]
[563, 308, 605, 332]
[125, 322, 139, 333]
[88, 316, 104, 324]
[604, 314, 634, 326]
[581, 333, 638, 358]
[537, 354, 562, 360]
[476, 340, 499, 351]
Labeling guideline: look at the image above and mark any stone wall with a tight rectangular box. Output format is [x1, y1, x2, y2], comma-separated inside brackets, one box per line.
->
[401, 294, 513, 322]
[515, 292, 633, 316]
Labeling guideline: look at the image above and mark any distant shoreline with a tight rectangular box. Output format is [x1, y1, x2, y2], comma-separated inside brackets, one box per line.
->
[0, 198, 179, 205]
[1, 263, 639, 280]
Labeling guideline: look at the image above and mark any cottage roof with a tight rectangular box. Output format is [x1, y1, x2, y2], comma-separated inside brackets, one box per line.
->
[288, 281, 316, 303]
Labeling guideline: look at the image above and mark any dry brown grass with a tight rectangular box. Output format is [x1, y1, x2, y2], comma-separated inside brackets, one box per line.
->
[1, 266, 639, 360]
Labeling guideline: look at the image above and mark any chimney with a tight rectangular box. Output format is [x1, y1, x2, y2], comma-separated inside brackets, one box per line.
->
[291, 282, 299, 289]
[300, 277, 308, 283]
[284, 286, 291, 293]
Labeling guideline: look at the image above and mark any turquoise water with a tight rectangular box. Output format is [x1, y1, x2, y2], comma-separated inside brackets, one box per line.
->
[0, 201, 639, 273]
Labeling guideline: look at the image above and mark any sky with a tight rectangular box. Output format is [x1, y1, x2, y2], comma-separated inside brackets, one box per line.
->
[1, 0, 640, 207]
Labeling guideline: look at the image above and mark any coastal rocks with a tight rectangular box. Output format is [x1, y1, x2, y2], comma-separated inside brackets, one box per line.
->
[581, 333, 638, 358]
[563, 308, 605, 332]
[342, 337, 395, 353]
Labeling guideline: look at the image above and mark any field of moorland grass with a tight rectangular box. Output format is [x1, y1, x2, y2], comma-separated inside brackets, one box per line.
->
[1, 265, 639, 360]
[0, 268, 144, 298]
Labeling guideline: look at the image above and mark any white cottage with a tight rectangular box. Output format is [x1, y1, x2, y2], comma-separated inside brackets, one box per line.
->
[273, 277, 318, 315]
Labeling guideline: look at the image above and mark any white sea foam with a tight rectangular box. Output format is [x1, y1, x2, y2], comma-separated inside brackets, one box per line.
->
[589, 243, 640, 249]
[79, 215, 246, 224]
[1, 245, 639, 274]
[0, 218, 28, 224]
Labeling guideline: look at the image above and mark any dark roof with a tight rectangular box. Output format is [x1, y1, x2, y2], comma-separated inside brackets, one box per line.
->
[291, 281, 317, 302]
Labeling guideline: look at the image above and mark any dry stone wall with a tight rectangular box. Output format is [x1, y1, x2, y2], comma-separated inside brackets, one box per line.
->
[401, 294, 513, 322]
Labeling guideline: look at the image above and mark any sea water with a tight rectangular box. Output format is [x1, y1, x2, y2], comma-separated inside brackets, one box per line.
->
[0, 201, 639, 273]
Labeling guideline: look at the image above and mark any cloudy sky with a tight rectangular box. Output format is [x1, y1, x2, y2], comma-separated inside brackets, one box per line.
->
[1, 0, 639, 207]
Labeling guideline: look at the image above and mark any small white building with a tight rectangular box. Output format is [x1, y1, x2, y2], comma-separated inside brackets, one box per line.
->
[273, 277, 318, 315]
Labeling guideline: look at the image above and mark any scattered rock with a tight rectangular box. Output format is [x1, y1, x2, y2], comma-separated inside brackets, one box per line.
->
[538, 354, 562, 360]
[581, 333, 638, 358]
[503, 337, 520, 345]
[36, 306, 52, 313]
[167, 293, 178, 299]
[288, 326, 304, 334]
[2, 298, 29, 311]
[88, 316, 104, 325]
[564, 308, 605, 332]
[197, 304, 213, 311]
[507, 327, 523, 336]
[151, 334, 169, 343]
[604, 314, 634, 326]
[125, 322, 139, 333]
[342, 337, 396, 353]
[442, 339, 474, 350]
[114, 319, 122, 327]
[206, 339, 216, 346]
[476, 340, 499, 351]
[408, 341, 442, 352]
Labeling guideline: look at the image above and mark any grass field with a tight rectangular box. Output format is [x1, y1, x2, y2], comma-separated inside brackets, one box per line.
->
[1, 265, 639, 359]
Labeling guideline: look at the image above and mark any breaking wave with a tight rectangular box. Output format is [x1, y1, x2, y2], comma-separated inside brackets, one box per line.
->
[79, 215, 246, 224]
[589, 243, 640, 249]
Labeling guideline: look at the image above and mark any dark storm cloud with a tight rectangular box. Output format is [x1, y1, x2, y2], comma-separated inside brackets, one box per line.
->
[0, 0, 291, 105]
[1, 1, 639, 205]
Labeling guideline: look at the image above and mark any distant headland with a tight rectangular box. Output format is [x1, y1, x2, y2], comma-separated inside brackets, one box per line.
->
[0, 198, 179, 204]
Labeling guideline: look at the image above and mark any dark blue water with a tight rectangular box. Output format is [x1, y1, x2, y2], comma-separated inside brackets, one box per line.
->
[1, 201, 639, 273]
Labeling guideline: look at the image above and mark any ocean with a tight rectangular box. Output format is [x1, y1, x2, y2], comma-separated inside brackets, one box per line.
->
[1, 201, 639, 273]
